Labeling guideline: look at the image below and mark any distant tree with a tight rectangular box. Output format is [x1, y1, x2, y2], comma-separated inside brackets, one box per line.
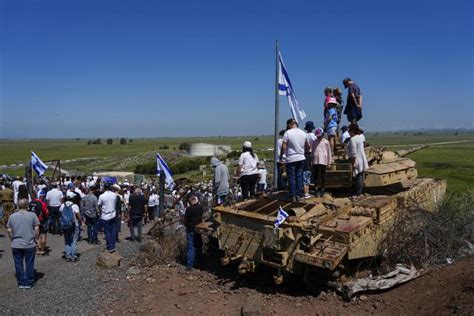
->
[454, 132, 458, 136]
[91, 138, 102, 145]
[129, 139, 133, 143]
[87, 140, 92, 145]
[159, 144, 169, 150]
[76, 138, 80, 141]
[179, 143, 190, 151]
[107, 138, 113, 145]
[120, 138, 127, 145]
[254, 137, 259, 141]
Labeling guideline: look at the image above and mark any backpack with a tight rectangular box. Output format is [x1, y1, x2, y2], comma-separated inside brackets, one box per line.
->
[28, 200, 44, 221]
[60, 203, 75, 230]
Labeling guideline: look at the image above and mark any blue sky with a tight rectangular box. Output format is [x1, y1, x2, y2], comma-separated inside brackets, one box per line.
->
[1, 0, 473, 138]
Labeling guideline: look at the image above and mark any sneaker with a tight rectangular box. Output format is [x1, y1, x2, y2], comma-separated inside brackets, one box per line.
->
[23, 285, 32, 289]
[71, 257, 78, 262]
[304, 194, 311, 199]
[93, 240, 102, 245]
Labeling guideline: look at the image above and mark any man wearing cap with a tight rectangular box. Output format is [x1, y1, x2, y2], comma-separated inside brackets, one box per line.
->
[343, 78, 363, 123]
[46, 182, 64, 236]
[60, 191, 81, 261]
[237, 141, 260, 200]
[183, 194, 203, 271]
[98, 183, 118, 252]
[347, 123, 369, 195]
[7, 199, 40, 289]
[210, 157, 230, 205]
[303, 121, 316, 199]
[280, 118, 309, 201]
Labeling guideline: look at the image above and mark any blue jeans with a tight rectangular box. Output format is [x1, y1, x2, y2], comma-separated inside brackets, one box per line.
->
[355, 171, 365, 195]
[63, 225, 79, 258]
[102, 217, 117, 252]
[286, 160, 305, 198]
[186, 231, 202, 268]
[85, 215, 99, 242]
[277, 162, 286, 191]
[12, 247, 36, 286]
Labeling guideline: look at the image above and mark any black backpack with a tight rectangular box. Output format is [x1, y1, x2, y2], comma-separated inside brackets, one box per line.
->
[28, 200, 43, 220]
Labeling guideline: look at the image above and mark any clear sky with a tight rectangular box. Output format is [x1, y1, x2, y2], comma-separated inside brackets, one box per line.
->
[1, 0, 473, 138]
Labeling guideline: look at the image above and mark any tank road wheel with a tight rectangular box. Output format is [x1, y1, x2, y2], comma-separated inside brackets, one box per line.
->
[273, 274, 284, 285]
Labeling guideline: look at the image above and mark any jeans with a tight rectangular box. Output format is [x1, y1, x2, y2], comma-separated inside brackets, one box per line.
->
[240, 174, 259, 200]
[63, 225, 79, 258]
[48, 206, 61, 235]
[355, 171, 365, 195]
[186, 231, 203, 268]
[129, 218, 143, 240]
[286, 160, 305, 199]
[102, 217, 117, 252]
[12, 247, 36, 286]
[85, 215, 99, 242]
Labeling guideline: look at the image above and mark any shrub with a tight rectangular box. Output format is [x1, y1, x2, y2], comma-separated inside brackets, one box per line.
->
[120, 138, 127, 145]
[107, 138, 113, 145]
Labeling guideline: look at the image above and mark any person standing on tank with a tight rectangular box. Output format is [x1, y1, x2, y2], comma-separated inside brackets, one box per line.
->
[237, 141, 260, 200]
[343, 78, 363, 123]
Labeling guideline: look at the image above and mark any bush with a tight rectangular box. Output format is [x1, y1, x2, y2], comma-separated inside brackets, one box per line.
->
[129, 139, 133, 143]
[179, 143, 190, 151]
[120, 138, 127, 145]
[91, 138, 101, 145]
[159, 145, 169, 150]
[107, 138, 113, 145]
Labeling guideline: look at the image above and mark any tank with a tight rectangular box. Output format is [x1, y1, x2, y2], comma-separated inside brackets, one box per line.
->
[197, 146, 447, 284]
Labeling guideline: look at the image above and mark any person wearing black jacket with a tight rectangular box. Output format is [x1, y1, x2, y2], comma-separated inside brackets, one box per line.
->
[183, 194, 203, 271]
[128, 188, 147, 242]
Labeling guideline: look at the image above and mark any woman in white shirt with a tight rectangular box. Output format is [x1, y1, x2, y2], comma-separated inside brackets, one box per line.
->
[237, 141, 259, 200]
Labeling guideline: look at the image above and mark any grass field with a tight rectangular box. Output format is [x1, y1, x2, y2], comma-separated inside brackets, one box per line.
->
[1, 132, 473, 194]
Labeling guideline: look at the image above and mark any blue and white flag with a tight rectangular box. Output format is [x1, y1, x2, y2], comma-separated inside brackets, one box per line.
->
[278, 52, 307, 123]
[31, 151, 48, 176]
[274, 206, 289, 228]
[156, 153, 174, 189]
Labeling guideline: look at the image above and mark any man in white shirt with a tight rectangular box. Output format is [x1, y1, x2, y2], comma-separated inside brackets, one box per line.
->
[279, 118, 309, 201]
[45, 182, 64, 236]
[12, 176, 24, 207]
[98, 183, 118, 253]
[276, 130, 287, 191]
[347, 123, 369, 196]
[147, 189, 159, 221]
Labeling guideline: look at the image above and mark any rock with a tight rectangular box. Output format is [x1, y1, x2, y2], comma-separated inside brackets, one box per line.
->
[359, 295, 368, 302]
[96, 251, 123, 269]
[296, 303, 303, 308]
[241, 296, 262, 316]
[127, 266, 142, 275]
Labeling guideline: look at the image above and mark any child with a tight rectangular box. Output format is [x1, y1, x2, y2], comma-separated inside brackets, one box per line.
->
[256, 162, 267, 196]
[323, 87, 334, 117]
[324, 97, 339, 153]
[333, 87, 344, 136]
[310, 127, 332, 197]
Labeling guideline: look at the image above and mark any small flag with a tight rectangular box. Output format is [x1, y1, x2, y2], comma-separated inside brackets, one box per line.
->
[274, 206, 289, 228]
[156, 153, 174, 189]
[31, 151, 48, 176]
[278, 52, 307, 123]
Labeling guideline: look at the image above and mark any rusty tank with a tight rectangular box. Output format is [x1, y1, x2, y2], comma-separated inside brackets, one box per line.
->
[197, 145, 446, 284]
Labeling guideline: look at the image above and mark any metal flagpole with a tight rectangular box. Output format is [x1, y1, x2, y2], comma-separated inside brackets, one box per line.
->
[273, 40, 280, 190]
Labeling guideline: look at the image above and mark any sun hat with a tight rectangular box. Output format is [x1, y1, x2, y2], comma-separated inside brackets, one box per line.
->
[327, 97, 339, 105]
[315, 127, 324, 137]
[243, 141, 252, 149]
[304, 121, 315, 131]
[66, 191, 76, 199]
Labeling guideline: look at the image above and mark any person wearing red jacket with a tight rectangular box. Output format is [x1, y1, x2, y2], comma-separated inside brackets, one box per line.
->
[34, 191, 49, 255]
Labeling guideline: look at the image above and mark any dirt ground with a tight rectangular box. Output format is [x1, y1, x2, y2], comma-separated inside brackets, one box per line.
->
[104, 255, 473, 315]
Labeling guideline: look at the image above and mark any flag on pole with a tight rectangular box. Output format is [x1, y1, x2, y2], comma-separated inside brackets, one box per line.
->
[274, 206, 289, 228]
[156, 153, 174, 189]
[31, 151, 48, 176]
[278, 52, 307, 123]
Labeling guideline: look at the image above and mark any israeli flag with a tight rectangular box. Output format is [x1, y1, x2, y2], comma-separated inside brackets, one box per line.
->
[278, 52, 307, 123]
[274, 206, 289, 228]
[31, 151, 48, 176]
[156, 153, 174, 189]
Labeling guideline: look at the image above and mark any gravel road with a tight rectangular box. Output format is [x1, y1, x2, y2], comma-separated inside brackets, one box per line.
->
[0, 223, 143, 315]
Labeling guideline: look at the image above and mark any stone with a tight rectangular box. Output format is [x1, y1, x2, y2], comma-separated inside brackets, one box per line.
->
[127, 266, 142, 275]
[96, 251, 123, 269]
[241, 296, 262, 316]
[359, 295, 368, 302]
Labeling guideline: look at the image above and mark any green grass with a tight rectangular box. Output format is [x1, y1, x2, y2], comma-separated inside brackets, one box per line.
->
[406, 142, 474, 194]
